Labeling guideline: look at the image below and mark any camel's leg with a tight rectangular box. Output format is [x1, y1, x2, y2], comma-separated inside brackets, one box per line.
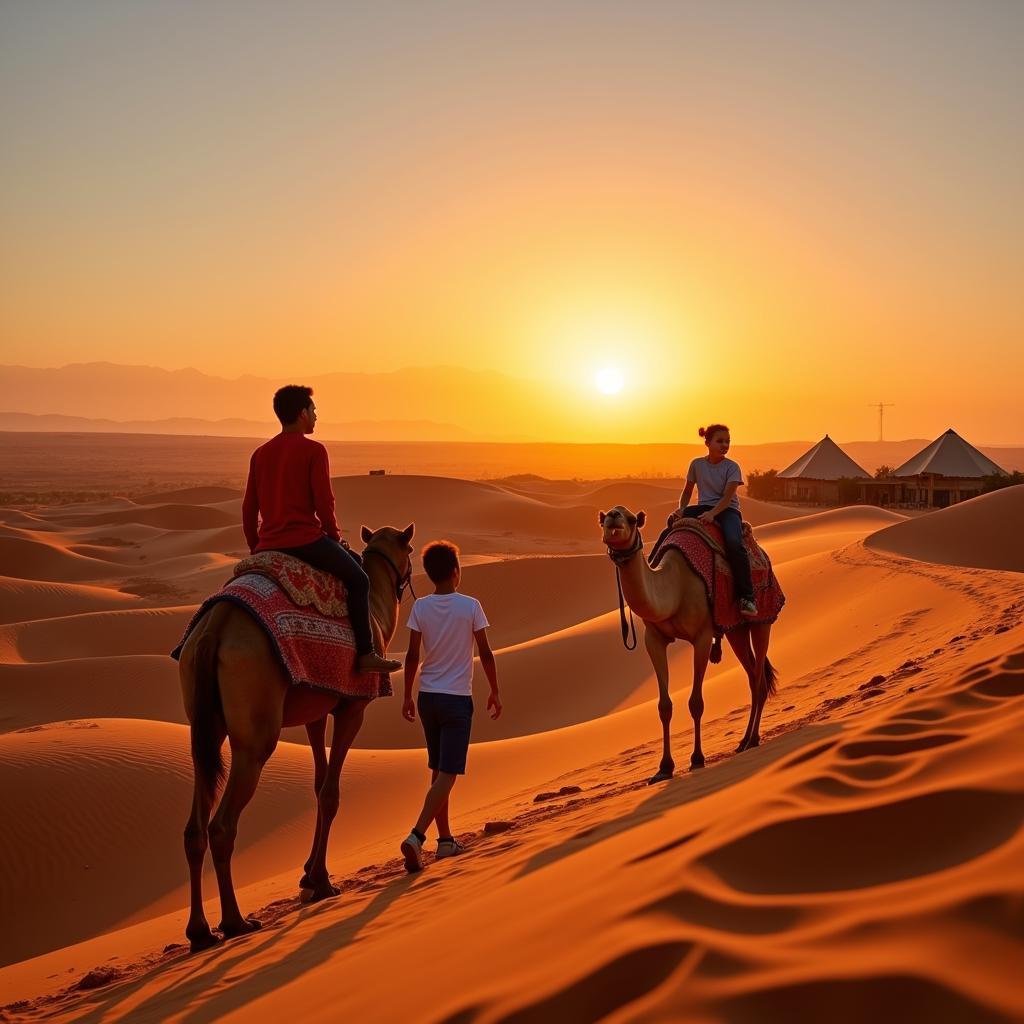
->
[208, 742, 277, 937]
[183, 731, 224, 953]
[300, 715, 330, 889]
[645, 624, 675, 784]
[305, 698, 368, 901]
[745, 623, 773, 748]
[208, 647, 283, 938]
[688, 629, 714, 769]
[727, 628, 760, 753]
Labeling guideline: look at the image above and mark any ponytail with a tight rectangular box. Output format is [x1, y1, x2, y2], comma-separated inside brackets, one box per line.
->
[699, 423, 730, 445]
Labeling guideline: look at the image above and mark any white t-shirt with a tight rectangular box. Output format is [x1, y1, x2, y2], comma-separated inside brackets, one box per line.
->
[406, 593, 490, 696]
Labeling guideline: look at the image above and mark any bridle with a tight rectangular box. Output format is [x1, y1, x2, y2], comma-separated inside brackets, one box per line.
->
[605, 524, 644, 566]
[604, 518, 642, 650]
[362, 545, 416, 602]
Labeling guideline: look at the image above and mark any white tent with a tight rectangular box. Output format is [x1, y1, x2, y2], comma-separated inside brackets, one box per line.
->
[778, 435, 870, 480]
[893, 429, 1007, 478]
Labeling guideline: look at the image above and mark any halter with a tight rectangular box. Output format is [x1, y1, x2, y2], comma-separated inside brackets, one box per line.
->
[605, 526, 644, 566]
[362, 545, 416, 602]
[604, 523, 642, 650]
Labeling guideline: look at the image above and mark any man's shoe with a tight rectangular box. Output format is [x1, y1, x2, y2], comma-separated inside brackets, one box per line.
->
[358, 652, 402, 673]
[739, 597, 758, 618]
[400, 832, 424, 873]
[436, 837, 467, 859]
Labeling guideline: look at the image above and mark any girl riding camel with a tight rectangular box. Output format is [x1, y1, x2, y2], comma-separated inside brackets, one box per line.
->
[679, 423, 758, 618]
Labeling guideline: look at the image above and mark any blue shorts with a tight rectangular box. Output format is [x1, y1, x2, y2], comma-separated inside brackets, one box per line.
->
[417, 692, 474, 775]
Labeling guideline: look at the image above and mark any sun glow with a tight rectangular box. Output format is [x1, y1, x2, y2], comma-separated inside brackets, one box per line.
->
[594, 366, 625, 395]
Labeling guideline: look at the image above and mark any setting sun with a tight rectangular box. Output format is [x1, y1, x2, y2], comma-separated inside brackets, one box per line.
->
[595, 366, 625, 395]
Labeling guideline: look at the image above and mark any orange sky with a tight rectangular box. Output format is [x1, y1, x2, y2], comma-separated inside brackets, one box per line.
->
[1, 3, 1022, 443]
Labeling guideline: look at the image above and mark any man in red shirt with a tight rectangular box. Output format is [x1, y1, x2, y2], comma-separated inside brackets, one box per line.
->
[242, 385, 401, 674]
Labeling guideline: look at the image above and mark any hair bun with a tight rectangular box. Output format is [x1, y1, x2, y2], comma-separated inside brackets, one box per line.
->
[698, 426, 706, 438]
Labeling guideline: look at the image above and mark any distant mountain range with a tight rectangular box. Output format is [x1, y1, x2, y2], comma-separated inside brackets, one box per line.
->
[0, 411, 479, 443]
[0, 362, 541, 441]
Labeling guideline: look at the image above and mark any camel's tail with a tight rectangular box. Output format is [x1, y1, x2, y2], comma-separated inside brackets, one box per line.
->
[192, 624, 225, 800]
[763, 656, 778, 700]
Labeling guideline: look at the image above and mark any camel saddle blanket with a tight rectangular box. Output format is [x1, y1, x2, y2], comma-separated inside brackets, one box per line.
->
[649, 519, 785, 634]
[170, 552, 391, 699]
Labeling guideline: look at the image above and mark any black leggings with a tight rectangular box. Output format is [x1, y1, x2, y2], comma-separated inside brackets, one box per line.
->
[276, 536, 373, 656]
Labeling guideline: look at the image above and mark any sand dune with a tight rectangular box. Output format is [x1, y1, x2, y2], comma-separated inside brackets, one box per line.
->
[0, 536, 127, 583]
[47, 503, 239, 532]
[866, 486, 1024, 572]
[2, 468, 1023, 1023]
[0, 607, 192, 664]
[0, 577, 141, 625]
[134, 486, 242, 505]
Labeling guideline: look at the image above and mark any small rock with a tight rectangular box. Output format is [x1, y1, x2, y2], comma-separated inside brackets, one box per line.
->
[163, 943, 184, 954]
[533, 791, 558, 802]
[483, 821, 514, 834]
[995, 625, 1010, 634]
[558, 785, 582, 796]
[859, 675, 886, 690]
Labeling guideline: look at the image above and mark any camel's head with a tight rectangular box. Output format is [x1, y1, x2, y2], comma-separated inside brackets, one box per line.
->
[356, 524, 411, 565]
[360, 523, 416, 586]
[599, 505, 646, 550]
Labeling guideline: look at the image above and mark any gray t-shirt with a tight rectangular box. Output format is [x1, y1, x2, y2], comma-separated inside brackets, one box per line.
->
[687, 456, 743, 511]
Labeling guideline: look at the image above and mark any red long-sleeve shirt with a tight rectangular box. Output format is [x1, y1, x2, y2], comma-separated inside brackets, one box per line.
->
[241, 432, 341, 553]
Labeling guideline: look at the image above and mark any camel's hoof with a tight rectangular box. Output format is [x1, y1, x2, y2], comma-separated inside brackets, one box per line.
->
[304, 882, 340, 903]
[219, 916, 262, 939]
[187, 930, 222, 954]
[690, 755, 706, 769]
[648, 769, 674, 785]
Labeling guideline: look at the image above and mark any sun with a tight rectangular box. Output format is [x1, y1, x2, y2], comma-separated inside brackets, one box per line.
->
[594, 366, 625, 395]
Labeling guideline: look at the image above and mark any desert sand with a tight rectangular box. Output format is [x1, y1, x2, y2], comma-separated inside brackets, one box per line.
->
[1, 465, 1022, 1022]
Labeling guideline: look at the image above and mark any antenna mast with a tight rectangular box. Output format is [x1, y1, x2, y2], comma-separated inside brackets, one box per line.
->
[868, 401, 895, 442]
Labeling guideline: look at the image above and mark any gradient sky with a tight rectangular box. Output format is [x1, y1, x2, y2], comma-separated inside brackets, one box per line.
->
[1, 1, 1022, 442]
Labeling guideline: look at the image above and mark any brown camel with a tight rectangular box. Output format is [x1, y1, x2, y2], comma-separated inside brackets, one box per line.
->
[599, 506, 776, 783]
[178, 523, 414, 953]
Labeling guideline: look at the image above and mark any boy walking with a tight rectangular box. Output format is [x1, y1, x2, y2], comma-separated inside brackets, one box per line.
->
[400, 541, 501, 871]
[241, 384, 401, 674]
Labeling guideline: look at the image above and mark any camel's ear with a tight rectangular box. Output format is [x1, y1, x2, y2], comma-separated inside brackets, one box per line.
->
[636, 510, 646, 528]
[360, 525, 374, 544]
[598, 510, 607, 525]
[401, 523, 415, 544]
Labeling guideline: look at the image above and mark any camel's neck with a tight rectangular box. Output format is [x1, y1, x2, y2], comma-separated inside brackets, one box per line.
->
[365, 558, 401, 652]
[615, 544, 678, 623]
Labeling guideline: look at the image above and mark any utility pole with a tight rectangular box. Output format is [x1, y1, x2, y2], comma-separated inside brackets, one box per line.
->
[868, 401, 895, 442]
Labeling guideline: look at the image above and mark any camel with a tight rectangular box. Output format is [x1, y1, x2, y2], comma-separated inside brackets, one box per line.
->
[178, 523, 414, 953]
[599, 506, 776, 783]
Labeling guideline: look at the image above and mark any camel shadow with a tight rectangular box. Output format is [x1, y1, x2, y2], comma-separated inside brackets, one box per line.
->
[66, 874, 416, 1024]
[514, 723, 840, 882]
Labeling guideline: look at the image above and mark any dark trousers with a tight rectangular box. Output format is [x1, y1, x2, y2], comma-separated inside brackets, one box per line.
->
[683, 505, 753, 599]
[276, 536, 373, 656]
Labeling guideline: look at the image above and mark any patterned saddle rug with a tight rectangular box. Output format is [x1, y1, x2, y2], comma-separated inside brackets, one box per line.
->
[649, 518, 785, 634]
[171, 551, 391, 699]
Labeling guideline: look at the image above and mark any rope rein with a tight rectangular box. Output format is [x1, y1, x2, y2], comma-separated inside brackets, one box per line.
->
[606, 526, 643, 651]
[362, 546, 415, 602]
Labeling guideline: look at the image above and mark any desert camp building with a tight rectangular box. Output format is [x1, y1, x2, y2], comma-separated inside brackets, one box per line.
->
[776, 435, 871, 504]
[776, 428, 1008, 509]
[861, 428, 1008, 509]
